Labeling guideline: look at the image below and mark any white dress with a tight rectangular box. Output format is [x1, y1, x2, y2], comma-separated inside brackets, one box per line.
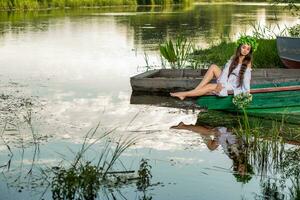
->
[217, 58, 252, 97]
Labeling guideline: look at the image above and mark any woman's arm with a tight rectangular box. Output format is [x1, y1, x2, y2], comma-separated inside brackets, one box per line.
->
[217, 57, 233, 85]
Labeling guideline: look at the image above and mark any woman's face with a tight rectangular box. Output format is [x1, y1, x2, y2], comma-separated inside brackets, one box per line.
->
[240, 44, 251, 56]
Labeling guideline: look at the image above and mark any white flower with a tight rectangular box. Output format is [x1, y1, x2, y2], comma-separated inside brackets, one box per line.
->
[232, 93, 253, 109]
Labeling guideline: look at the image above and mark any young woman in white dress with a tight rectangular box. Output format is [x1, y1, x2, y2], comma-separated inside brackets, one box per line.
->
[170, 36, 258, 100]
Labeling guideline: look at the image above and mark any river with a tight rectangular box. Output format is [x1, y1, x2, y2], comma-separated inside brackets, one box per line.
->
[0, 3, 299, 199]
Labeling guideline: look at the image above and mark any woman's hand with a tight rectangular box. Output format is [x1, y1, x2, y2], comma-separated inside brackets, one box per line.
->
[215, 83, 223, 93]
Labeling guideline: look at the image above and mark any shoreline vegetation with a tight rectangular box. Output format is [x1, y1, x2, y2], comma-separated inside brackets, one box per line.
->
[0, 0, 298, 11]
[0, 0, 193, 11]
[159, 22, 300, 69]
[192, 39, 284, 68]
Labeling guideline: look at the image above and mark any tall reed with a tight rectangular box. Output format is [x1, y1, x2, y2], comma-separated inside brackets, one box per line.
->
[159, 35, 193, 69]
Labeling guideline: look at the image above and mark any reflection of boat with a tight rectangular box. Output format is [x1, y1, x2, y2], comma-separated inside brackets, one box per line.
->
[130, 69, 300, 93]
[130, 92, 199, 110]
[196, 81, 300, 124]
[276, 36, 300, 69]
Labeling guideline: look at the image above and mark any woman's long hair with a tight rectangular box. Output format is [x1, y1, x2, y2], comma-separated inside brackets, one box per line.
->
[228, 44, 253, 87]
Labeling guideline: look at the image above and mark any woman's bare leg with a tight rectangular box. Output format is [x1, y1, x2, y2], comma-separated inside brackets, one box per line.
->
[170, 64, 221, 100]
[170, 122, 217, 136]
[195, 64, 222, 90]
[170, 83, 218, 100]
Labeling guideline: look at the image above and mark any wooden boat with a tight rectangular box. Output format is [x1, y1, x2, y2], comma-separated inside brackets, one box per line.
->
[276, 36, 300, 69]
[131, 69, 300, 124]
[196, 81, 300, 124]
[131, 69, 300, 93]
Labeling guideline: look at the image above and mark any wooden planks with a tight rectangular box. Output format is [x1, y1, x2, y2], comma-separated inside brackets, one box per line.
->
[130, 69, 300, 92]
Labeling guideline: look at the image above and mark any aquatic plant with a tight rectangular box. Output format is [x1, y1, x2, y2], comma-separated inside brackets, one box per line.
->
[278, 146, 300, 200]
[136, 159, 152, 191]
[251, 22, 289, 39]
[256, 179, 285, 200]
[51, 156, 153, 200]
[159, 35, 193, 69]
[288, 24, 300, 37]
[49, 124, 156, 200]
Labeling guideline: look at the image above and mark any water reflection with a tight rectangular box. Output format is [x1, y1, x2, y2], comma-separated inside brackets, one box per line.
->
[170, 119, 300, 199]
[0, 125, 156, 200]
[171, 122, 254, 183]
[0, 4, 298, 50]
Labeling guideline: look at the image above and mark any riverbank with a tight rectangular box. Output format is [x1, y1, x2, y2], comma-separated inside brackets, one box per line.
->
[192, 39, 285, 68]
[0, 0, 193, 11]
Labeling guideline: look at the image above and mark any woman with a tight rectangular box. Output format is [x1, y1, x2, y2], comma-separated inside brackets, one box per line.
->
[170, 36, 258, 100]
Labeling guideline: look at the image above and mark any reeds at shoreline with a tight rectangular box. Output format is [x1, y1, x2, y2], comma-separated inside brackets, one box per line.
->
[0, 0, 193, 11]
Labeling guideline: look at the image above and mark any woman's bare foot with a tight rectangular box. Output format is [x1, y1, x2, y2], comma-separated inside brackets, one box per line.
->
[170, 92, 186, 100]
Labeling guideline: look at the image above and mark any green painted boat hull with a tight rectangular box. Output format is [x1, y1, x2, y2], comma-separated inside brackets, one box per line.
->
[196, 82, 300, 124]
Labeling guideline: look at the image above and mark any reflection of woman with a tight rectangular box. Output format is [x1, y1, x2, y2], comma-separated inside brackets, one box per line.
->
[171, 122, 254, 183]
[170, 36, 258, 100]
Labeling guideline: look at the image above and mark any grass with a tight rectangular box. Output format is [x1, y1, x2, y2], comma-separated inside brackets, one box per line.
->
[0, 0, 193, 11]
[48, 124, 156, 200]
[159, 35, 194, 69]
[192, 39, 285, 69]
[191, 22, 300, 69]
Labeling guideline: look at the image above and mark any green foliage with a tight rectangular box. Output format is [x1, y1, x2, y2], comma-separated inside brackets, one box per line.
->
[233, 93, 253, 141]
[51, 158, 154, 200]
[251, 22, 290, 39]
[0, 0, 192, 10]
[159, 39, 177, 66]
[0, 0, 137, 10]
[232, 93, 253, 110]
[288, 24, 300, 37]
[159, 35, 193, 69]
[280, 147, 300, 178]
[52, 163, 102, 200]
[136, 0, 192, 5]
[50, 124, 141, 200]
[136, 159, 152, 191]
[192, 41, 235, 68]
[253, 39, 284, 68]
[232, 163, 254, 184]
[236, 35, 259, 52]
[193, 39, 284, 69]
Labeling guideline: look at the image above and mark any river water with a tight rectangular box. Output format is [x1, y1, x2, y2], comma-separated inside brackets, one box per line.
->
[0, 3, 299, 199]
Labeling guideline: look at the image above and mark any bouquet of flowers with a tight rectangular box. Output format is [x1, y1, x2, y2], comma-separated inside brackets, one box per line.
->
[232, 93, 253, 109]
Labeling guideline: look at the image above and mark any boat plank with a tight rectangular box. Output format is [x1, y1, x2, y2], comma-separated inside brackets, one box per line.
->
[197, 89, 300, 110]
[131, 69, 300, 92]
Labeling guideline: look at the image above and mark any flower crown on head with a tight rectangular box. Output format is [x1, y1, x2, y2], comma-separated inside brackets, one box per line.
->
[236, 35, 258, 52]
